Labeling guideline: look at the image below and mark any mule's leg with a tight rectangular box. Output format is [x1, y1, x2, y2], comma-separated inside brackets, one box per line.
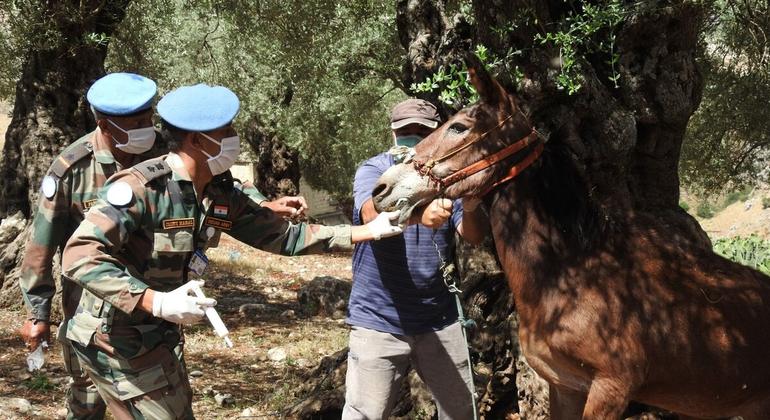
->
[550, 384, 586, 420]
[581, 377, 631, 420]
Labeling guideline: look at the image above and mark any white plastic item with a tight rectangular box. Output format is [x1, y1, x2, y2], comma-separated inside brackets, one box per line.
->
[191, 285, 233, 348]
[26, 340, 49, 372]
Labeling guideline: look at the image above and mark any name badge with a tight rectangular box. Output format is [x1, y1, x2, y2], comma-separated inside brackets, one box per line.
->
[204, 216, 232, 231]
[188, 250, 209, 276]
[82, 199, 98, 210]
[162, 218, 195, 230]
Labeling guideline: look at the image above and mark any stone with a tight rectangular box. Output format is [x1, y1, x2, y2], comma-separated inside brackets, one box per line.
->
[238, 303, 272, 316]
[202, 386, 216, 397]
[15, 370, 31, 381]
[0, 397, 32, 414]
[297, 276, 351, 318]
[214, 393, 234, 406]
[0, 212, 26, 243]
[267, 347, 287, 362]
[281, 309, 296, 319]
[189, 370, 203, 378]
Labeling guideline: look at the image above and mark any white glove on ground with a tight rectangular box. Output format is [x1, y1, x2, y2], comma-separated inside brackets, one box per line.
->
[152, 280, 217, 324]
[366, 210, 403, 240]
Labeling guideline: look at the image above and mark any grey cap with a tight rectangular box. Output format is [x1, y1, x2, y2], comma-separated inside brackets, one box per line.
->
[390, 99, 441, 129]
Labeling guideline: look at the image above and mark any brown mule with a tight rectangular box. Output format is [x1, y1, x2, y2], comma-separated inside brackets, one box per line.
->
[371, 58, 770, 419]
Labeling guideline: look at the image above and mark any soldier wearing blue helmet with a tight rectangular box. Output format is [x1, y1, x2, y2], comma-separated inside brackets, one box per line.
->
[60, 84, 403, 419]
[19, 72, 161, 420]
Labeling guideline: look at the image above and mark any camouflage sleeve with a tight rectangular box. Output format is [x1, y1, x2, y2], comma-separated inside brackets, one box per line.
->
[227, 191, 352, 255]
[18, 173, 73, 320]
[62, 173, 151, 315]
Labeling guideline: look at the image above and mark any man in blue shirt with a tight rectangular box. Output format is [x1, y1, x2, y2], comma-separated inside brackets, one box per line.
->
[343, 99, 489, 419]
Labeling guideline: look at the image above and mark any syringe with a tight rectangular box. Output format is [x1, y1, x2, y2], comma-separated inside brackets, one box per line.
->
[191, 285, 233, 348]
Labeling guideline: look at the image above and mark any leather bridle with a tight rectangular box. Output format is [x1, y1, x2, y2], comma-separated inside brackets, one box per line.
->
[412, 114, 544, 196]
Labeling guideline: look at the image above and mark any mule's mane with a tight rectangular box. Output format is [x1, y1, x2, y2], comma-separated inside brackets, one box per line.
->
[508, 139, 611, 251]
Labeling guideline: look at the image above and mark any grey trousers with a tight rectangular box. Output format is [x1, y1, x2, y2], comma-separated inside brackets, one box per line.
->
[341, 322, 473, 420]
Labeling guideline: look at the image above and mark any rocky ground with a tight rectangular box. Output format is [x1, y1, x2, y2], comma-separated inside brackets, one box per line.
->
[0, 235, 354, 419]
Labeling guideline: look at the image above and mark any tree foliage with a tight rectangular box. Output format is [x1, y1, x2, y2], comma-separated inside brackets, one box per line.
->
[2, 0, 767, 202]
[680, 0, 770, 194]
[104, 0, 406, 200]
[0, 1, 131, 216]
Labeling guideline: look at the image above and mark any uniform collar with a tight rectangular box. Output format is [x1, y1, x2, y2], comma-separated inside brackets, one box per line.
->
[91, 128, 116, 164]
[166, 152, 193, 182]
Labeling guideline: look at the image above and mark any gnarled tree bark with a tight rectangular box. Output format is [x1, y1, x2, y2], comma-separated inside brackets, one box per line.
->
[397, 0, 710, 418]
[0, 0, 132, 306]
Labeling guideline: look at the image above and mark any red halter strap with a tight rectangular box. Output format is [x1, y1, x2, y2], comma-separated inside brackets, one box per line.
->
[413, 124, 543, 196]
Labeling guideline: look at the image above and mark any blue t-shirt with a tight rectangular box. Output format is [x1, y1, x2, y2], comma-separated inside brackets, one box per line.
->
[346, 152, 463, 335]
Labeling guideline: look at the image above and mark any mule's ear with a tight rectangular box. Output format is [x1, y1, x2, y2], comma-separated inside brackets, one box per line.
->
[466, 54, 506, 105]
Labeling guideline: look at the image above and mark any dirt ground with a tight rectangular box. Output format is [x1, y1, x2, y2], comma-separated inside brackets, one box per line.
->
[698, 187, 770, 239]
[700, 188, 770, 239]
[0, 235, 354, 419]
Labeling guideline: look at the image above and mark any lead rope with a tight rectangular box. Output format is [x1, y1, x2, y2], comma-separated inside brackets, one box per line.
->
[431, 229, 480, 420]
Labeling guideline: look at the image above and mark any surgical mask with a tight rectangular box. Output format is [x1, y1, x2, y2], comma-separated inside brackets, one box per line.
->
[394, 134, 423, 148]
[107, 119, 156, 154]
[199, 132, 240, 175]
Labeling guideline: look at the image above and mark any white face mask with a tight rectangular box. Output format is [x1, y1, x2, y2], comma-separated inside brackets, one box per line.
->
[107, 119, 156, 154]
[198, 132, 241, 175]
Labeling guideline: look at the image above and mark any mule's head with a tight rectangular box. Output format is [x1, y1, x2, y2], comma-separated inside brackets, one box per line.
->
[372, 56, 537, 216]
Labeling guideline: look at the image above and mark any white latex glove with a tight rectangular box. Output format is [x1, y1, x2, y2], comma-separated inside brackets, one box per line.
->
[366, 210, 403, 240]
[152, 280, 217, 325]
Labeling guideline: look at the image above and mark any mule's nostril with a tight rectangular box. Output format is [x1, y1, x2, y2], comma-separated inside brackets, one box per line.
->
[372, 183, 389, 202]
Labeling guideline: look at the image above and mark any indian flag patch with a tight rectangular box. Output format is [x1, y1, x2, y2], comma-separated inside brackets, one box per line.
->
[213, 205, 229, 217]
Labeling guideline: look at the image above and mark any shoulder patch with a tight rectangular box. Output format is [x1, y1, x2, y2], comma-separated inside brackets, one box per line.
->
[41, 176, 57, 199]
[106, 182, 133, 206]
[134, 157, 171, 184]
[49, 141, 93, 178]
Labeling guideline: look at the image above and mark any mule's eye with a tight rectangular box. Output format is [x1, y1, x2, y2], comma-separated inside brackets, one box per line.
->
[447, 123, 468, 134]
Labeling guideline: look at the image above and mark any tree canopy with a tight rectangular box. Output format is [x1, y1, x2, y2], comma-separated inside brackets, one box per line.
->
[680, 0, 770, 194]
[1, 0, 768, 201]
[104, 0, 407, 199]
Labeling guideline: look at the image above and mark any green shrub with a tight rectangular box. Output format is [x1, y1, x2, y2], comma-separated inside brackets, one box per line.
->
[679, 201, 690, 212]
[24, 373, 55, 391]
[723, 186, 752, 207]
[696, 202, 715, 218]
[713, 235, 770, 276]
[763, 196, 770, 209]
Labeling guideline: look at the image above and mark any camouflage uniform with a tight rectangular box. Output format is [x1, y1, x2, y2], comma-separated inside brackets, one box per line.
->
[19, 131, 161, 420]
[62, 153, 352, 419]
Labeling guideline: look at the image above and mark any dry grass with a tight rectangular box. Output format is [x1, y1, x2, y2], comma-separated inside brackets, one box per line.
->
[0, 235, 353, 419]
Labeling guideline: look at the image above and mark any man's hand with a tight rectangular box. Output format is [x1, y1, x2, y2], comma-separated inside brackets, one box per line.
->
[151, 280, 217, 325]
[412, 198, 453, 228]
[261, 196, 309, 218]
[20, 319, 50, 351]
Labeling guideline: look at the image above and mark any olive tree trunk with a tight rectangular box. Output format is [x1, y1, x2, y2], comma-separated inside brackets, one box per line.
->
[241, 116, 301, 199]
[399, 0, 710, 418]
[0, 0, 131, 305]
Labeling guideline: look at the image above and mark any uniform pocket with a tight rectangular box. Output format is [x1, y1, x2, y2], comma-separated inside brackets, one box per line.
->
[153, 230, 194, 253]
[112, 364, 169, 401]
